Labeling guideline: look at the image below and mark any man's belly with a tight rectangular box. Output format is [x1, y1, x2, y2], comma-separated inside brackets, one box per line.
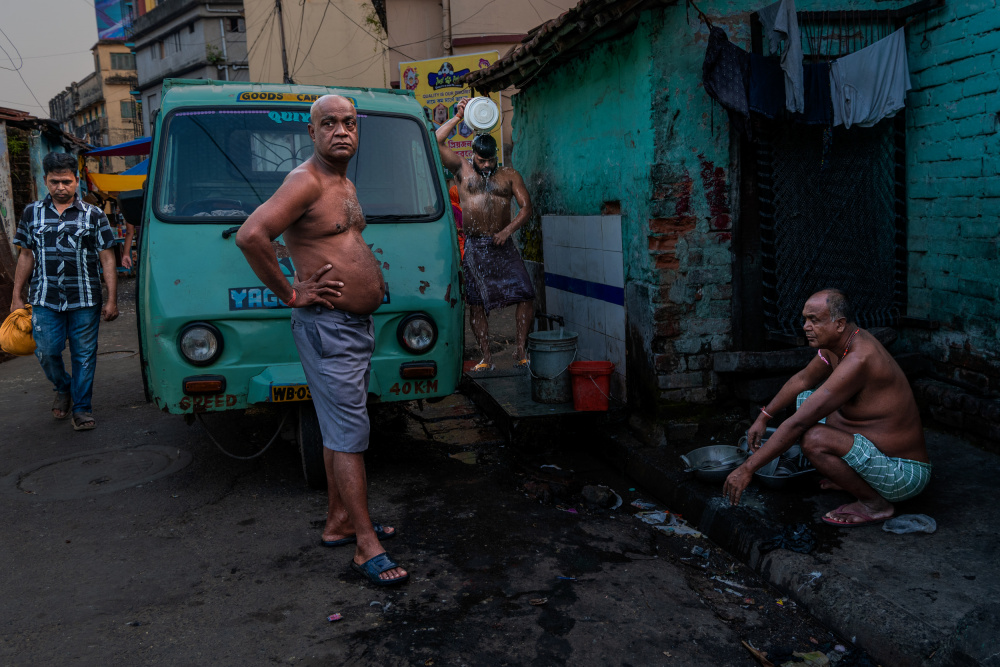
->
[291, 246, 384, 316]
[826, 409, 927, 462]
[462, 197, 509, 235]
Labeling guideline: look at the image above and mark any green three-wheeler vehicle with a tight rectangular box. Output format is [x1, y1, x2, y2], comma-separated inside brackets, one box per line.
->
[135, 79, 463, 486]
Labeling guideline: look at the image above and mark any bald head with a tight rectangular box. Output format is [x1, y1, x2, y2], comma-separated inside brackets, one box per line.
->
[310, 95, 355, 124]
[811, 288, 854, 324]
[308, 95, 359, 164]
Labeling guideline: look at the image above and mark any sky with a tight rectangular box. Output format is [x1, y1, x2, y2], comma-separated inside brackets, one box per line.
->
[0, 0, 102, 118]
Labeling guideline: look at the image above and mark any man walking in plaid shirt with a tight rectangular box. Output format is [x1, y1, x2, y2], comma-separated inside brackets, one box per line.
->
[11, 152, 119, 431]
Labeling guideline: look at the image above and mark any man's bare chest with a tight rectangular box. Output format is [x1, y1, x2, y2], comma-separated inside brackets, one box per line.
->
[304, 194, 366, 235]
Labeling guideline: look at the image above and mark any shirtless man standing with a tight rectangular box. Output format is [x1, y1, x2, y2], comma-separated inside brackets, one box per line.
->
[236, 95, 407, 586]
[435, 99, 535, 370]
[723, 289, 931, 526]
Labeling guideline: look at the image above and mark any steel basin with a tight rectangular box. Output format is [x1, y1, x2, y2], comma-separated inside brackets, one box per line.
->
[680, 445, 749, 483]
[738, 429, 817, 489]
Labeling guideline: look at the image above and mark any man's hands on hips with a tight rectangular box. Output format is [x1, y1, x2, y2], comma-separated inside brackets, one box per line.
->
[292, 265, 345, 309]
[102, 302, 119, 321]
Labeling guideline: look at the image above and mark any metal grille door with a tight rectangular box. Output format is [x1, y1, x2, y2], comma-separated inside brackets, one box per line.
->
[754, 118, 907, 338]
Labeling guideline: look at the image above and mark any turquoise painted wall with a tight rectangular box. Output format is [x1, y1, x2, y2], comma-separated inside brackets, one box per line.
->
[903, 2, 1000, 383]
[512, 12, 656, 269]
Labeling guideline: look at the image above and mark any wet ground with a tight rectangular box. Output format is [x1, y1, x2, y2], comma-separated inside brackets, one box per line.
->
[0, 284, 875, 665]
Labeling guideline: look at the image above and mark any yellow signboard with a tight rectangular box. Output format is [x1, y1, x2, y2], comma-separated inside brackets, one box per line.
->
[236, 92, 357, 106]
[399, 52, 503, 164]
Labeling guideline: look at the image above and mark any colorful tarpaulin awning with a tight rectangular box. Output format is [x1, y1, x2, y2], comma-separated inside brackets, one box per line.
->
[87, 173, 146, 192]
[85, 136, 151, 157]
[121, 158, 149, 175]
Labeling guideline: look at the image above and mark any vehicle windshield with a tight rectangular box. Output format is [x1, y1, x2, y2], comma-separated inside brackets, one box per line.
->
[153, 107, 442, 222]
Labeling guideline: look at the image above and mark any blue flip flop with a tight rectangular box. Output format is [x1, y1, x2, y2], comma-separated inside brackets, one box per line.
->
[351, 552, 409, 587]
[320, 522, 397, 547]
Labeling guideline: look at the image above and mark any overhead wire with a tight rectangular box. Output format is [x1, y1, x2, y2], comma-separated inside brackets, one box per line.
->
[295, 22, 362, 79]
[246, 4, 277, 64]
[391, 0, 502, 51]
[289, 0, 308, 72]
[291, 0, 335, 77]
[0, 27, 47, 115]
[322, 0, 414, 61]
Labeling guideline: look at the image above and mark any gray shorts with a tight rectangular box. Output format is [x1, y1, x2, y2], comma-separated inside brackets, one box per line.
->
[291, 306, 374, 453]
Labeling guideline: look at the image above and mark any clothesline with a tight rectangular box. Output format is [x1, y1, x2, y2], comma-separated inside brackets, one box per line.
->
[701, 0, 913, 133]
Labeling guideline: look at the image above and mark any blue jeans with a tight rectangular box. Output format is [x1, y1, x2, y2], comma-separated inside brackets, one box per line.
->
[32, 304, 102, 414]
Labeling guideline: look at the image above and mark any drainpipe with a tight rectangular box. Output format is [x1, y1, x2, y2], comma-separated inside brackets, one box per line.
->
[442, 0, 452, 55]
[218, 18, 229, 81]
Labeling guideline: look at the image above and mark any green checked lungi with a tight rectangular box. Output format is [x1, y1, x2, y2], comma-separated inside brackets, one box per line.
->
[797, 391, 932, 502]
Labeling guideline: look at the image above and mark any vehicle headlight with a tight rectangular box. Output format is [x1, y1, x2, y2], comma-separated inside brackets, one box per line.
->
[397, 313, 437, 353]
[178, 322, 223, 366]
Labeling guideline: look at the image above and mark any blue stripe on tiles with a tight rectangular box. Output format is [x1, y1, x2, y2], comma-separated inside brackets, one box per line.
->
[544, 272, 625, 306]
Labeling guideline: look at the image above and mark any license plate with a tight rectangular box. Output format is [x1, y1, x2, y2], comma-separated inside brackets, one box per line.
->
[270, 384, 312, 402]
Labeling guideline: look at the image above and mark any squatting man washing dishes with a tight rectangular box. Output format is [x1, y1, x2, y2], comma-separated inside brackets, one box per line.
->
[723, 289, 931, 526]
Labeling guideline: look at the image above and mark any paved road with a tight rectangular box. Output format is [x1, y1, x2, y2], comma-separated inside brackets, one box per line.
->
[0, 281, 862, 665]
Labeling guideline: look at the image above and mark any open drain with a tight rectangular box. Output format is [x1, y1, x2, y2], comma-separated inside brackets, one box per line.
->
[5, 446, 192, 500]
[98, 350, 137, 359]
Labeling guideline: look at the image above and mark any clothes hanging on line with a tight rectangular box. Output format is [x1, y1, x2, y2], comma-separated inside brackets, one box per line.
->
[749, 54, 784, 119]
[702, 25, 751, 135]
[830, 27, 911, 128]
[757, 0, 804, 113]
[750, 57, 831, 125]
[791, 62, 833, 125]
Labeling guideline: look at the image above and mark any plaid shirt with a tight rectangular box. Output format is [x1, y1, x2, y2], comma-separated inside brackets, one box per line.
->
[13, 194, 117, 311]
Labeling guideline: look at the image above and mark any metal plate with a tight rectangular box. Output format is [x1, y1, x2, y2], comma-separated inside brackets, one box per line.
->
[271, 384, 312, 402]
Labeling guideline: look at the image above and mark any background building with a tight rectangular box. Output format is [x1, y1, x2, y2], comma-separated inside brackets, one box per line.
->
[243, 0, 576, 158]
[48, 41, 141, 172]
[130, 0, 248, 136]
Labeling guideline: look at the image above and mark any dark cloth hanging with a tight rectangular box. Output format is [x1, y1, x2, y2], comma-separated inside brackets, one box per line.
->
[748, 54, 784, 119]
[790, 62, 834, 125]
[702, 26, 750, 136]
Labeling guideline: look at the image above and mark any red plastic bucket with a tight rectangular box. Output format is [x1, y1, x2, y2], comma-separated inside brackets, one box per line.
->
[568, 361, 615, 411]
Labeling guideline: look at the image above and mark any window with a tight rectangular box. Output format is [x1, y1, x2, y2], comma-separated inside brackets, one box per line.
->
[110, 52, 135, 70]
[121, 100, 135, 119]
[228, 17, 243, 32]
[158, 41, 165, 59]
[188, 23, 196, 33]
[154, 109, 442, 221]
[169, 32, 181, 52]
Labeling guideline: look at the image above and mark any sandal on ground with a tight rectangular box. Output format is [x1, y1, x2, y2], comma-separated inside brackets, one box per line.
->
[320, 522, 397, 547]
[351, 552, 409, 587]
[52, 392, 71, 420]
[471, 360, 495, 372]
[821, 503, 892, 527]
[514, 358, 529, 368]
[72, 412, 96, 431]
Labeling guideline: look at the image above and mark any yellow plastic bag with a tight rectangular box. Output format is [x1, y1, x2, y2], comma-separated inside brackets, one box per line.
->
[1, 305, 36, 356]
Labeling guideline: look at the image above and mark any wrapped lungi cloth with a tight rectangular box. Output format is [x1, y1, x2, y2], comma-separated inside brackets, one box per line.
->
[462, 235, 535, 314]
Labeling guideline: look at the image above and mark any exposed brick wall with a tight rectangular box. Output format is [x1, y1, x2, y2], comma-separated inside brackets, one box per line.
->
[642, 6, 748, 406]
[904, 3, 1000, 392]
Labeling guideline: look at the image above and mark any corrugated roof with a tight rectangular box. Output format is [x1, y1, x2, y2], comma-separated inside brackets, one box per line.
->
[462, 0, 675, 93]
[0, 106, 34, 123]
[0, 106, 91, 152]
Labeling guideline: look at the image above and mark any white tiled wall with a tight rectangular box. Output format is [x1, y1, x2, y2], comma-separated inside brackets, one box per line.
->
[542, 215, 626, 401]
